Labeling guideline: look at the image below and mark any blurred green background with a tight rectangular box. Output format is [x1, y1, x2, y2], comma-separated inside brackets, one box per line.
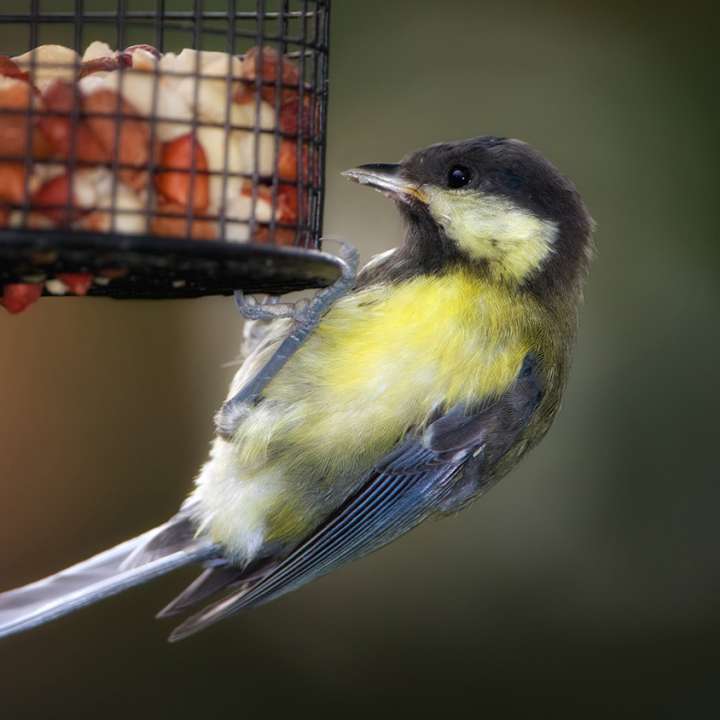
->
[1, 0, 719, 717]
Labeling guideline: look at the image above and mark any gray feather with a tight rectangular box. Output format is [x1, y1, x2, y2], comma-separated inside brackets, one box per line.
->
[0, 517, 218, 640]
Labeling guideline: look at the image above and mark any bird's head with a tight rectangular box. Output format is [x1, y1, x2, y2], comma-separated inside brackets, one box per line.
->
[343, 136, 593, 298]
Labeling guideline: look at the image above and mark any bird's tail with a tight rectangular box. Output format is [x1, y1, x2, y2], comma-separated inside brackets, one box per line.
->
[0, 513, 218, 640]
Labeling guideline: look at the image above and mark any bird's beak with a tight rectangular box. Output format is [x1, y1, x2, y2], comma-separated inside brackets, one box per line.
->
[342, 163, 427, 204]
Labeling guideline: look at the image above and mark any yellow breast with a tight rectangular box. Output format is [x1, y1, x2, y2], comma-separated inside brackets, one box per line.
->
[258, 269, 542, 476]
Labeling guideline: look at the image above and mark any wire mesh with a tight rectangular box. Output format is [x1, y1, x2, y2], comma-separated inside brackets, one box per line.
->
[0, 0, 335, 307]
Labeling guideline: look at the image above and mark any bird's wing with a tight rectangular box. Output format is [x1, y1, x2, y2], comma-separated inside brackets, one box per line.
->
[166, 353, 544, 641]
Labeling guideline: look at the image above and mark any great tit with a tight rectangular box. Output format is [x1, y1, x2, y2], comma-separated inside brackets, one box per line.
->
[0, 136, 593, 641]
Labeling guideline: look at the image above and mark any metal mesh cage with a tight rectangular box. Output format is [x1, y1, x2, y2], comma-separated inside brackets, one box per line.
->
[0, 0, 338, 309]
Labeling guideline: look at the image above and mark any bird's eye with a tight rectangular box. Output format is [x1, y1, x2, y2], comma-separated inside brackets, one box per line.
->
[448, 165, 471, 189]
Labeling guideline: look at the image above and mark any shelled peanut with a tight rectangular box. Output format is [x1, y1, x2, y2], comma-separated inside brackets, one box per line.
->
[0, 42, 313, 313]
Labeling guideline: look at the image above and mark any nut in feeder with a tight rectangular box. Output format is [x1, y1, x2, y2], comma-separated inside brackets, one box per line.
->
[0, 0, 339, 313]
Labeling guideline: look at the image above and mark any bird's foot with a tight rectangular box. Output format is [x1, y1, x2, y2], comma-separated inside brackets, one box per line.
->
[233, 291, 310, 321]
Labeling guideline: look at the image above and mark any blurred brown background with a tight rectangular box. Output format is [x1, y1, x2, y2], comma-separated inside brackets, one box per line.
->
[1, 1, 719, 717]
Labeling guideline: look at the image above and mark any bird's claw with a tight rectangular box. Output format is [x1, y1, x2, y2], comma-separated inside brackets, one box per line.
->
[234, 291, 306, 321]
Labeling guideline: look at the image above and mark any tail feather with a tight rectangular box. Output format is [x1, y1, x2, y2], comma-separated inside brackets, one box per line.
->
[0, 518, 218, 640]
[155, 566, 243, 618]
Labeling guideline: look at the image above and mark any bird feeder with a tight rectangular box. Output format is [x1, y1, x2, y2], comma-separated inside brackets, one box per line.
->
[0, 0, 338, 313]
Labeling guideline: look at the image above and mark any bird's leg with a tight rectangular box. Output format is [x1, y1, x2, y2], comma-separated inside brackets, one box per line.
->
[216, 239, 359, 438]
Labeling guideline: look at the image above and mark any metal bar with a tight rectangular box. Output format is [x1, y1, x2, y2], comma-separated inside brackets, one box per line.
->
[0, 11, 318, 21]
[297, 0, 309, 247]
[154, 0, 166, 52]
[185, 0, 205, 239]
[248, 0, 265, 243]
[315, 0, 330, 248]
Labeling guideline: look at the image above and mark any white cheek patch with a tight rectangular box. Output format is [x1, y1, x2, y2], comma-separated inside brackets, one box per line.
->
[426, 189, 559, 282]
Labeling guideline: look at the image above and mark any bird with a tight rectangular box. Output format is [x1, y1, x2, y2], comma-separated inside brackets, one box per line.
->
[0, 136, 593, 642]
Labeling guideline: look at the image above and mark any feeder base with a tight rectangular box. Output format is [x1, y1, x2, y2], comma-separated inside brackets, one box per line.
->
[0, 230, 342, 299]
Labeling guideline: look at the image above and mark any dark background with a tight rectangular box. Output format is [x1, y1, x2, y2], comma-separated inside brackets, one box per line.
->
[1, 1, 719, 716]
